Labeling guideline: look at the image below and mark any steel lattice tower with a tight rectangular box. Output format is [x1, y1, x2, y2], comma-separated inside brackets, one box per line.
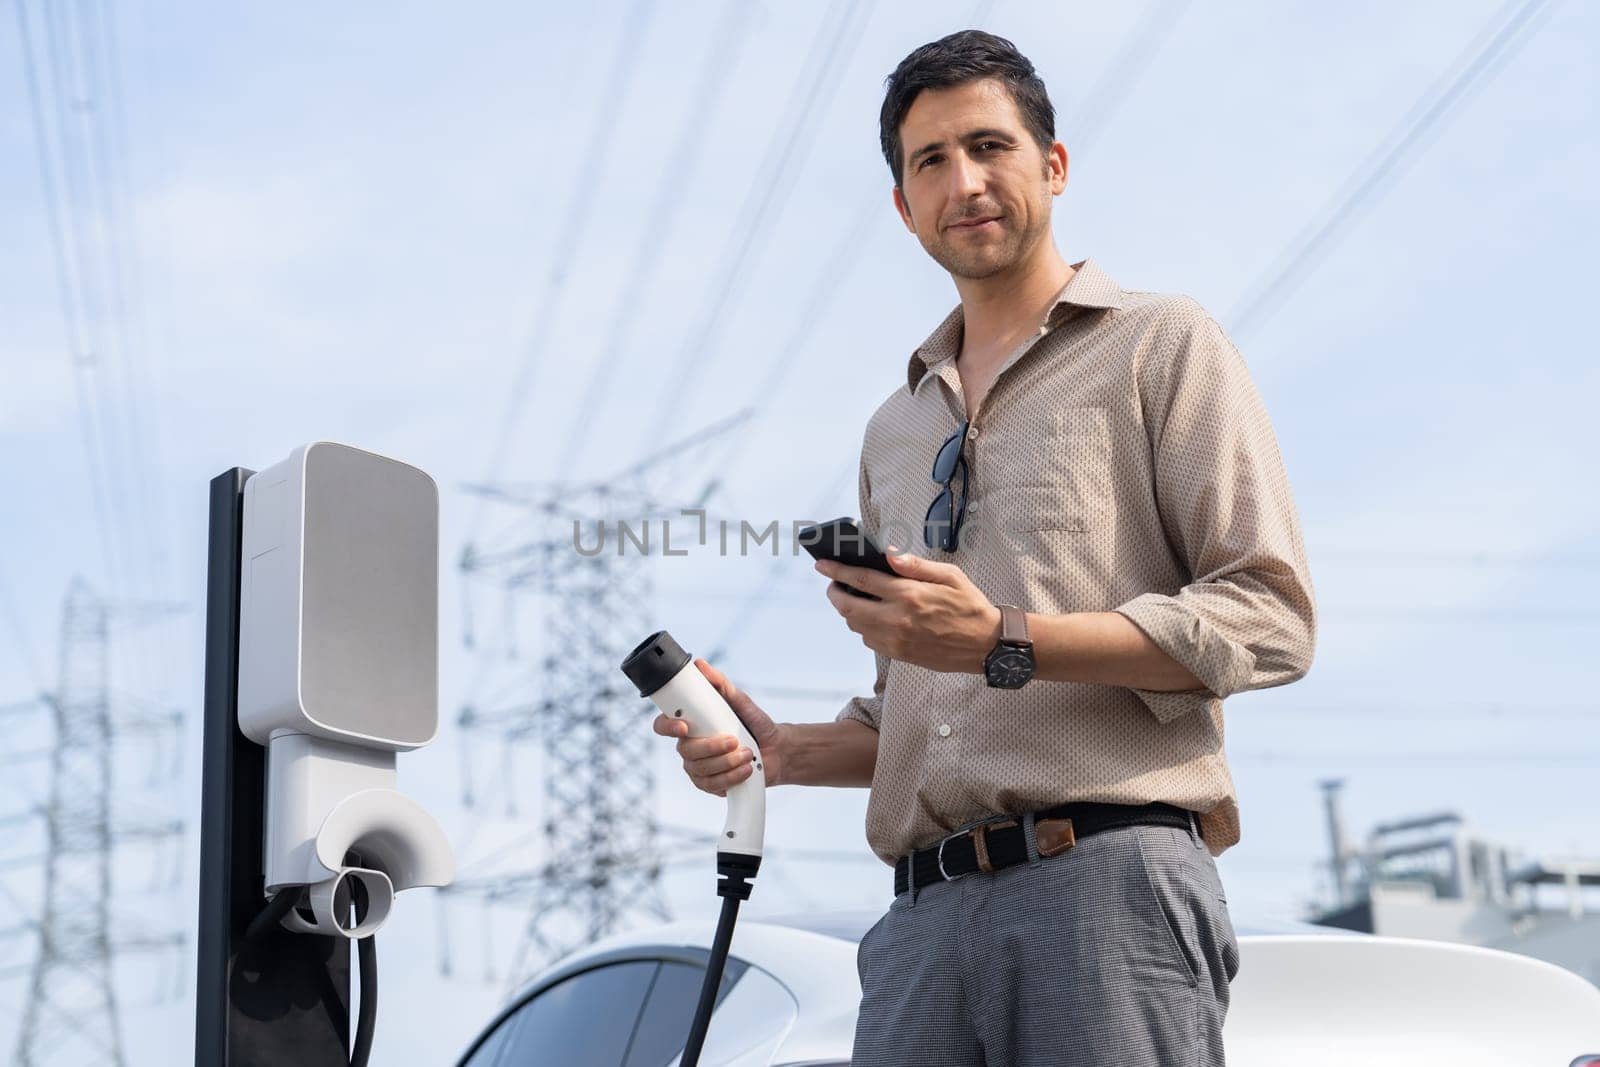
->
[449, 417, 746, 987]
[467, 484, 669, 981]
[9, 579, 184, 1067]
[16, 580, 123, 1065]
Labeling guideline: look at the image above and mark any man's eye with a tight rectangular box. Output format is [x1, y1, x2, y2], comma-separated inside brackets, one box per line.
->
[920, 155, 941, 169]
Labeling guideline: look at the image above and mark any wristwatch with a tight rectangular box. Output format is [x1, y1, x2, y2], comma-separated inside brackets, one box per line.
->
[983, 604, 1036, 688]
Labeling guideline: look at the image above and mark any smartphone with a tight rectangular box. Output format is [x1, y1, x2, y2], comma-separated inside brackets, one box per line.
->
[798, 517, 897, 600]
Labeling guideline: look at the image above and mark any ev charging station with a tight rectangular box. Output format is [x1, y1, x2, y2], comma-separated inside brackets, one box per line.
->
[196, 442, 455, 1066]
[194, 441, 767, 1065]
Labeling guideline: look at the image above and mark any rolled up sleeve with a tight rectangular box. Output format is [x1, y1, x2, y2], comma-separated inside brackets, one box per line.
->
[835, 651, 888, 731]
[1113, 299, 1317, 724]
[835, 441, 888, 731]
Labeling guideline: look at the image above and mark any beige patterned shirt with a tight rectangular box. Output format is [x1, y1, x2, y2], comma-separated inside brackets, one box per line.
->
[835, 257, 1316, 863]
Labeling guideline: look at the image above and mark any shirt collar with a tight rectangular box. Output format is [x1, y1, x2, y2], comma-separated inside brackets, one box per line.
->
[906, 256, 1126, 394]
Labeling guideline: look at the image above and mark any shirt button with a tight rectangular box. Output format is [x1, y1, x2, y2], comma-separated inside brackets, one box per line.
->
[937, 724, 952, 738]
[967, 426, 979, 440]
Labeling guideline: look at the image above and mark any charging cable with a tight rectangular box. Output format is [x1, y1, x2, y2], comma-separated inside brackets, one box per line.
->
[245, 890, 378, 1067]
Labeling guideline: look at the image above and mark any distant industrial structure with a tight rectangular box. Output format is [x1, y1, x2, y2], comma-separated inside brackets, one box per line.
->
[1310, 779, 1600, 985]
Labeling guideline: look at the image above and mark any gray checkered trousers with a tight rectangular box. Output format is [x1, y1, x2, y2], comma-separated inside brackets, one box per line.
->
[852, 809, 1240, 1066]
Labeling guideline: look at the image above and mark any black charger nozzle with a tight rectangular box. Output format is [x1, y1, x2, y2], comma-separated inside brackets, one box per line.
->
[715, 851, 761, 900]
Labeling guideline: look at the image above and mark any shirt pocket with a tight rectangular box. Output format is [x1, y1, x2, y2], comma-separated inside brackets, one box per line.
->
[989, 406, 1113, 531]
[973, 407, 1118, 611]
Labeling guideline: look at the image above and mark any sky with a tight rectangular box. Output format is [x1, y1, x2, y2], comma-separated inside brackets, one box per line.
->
[1, 0, 1598, 1063]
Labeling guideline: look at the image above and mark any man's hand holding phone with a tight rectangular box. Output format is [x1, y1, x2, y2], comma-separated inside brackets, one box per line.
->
[797, 517, 898, 599]
[807, 525, 1002, 675]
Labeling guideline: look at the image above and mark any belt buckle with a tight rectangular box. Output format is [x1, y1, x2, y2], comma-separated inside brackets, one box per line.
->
[935, 828, 972, 883]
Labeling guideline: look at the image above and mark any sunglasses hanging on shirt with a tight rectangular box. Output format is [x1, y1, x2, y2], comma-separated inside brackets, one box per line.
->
[924, 420, 970, 552]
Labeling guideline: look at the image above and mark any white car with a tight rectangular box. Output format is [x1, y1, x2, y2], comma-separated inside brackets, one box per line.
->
[454, 909, 1600, 1067]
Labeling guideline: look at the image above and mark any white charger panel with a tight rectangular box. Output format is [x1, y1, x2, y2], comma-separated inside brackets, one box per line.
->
[238, 441, 438, 750]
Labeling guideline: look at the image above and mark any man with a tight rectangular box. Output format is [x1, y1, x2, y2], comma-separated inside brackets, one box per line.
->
[652, 29, 1316, 1066]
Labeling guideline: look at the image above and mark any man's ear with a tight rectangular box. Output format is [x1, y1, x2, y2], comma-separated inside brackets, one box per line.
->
[892, 184, 917, 234]
[1048, 140, 1069, 195]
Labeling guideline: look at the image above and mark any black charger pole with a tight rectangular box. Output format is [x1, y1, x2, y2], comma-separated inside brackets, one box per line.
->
[195, 468, 351, 1065]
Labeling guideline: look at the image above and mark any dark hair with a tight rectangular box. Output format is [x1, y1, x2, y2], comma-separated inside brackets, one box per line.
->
[878, 30, 1056, 189]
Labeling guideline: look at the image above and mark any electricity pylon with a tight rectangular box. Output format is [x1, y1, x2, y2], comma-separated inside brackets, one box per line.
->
[445, 413, 751, 990]
[8, 579, 184, 1067]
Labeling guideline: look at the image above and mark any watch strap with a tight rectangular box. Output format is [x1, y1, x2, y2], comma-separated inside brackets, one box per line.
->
[998, 604, 1030, 647]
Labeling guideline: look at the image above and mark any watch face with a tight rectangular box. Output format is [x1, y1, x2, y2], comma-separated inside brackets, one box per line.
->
[986, 649, 1035, 688]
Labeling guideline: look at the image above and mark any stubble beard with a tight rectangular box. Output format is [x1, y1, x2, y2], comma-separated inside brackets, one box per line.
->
[925, 193, 1052, 281]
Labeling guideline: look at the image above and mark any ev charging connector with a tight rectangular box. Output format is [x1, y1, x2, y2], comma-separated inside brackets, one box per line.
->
[622, 630, 765, 1067]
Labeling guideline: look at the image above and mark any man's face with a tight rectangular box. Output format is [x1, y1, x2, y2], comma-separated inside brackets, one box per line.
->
[891, 78, 1067, 280]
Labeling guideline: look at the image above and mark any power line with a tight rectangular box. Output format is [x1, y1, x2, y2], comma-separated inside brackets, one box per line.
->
[550, 0, 760, 478]
[17, 0, 177, 734]
[1226, 0, 1557, 339]
[76, 0, 155, 597]
[86, 0, 171, 597]
[468, 0, 659, 542]
[15, 0, 121, 596]
[40, 0, 146, 593]
[69, 0, 174, 731]
[15, 0, 177, 611]
[1062, 0, 1194, 157]
[637, 0, 876, 452]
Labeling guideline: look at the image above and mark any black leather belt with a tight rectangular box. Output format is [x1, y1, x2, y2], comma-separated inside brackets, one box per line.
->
[893, 800, 1199, 897]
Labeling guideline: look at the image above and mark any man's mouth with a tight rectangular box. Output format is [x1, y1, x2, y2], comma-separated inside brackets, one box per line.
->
[949, 215, 1002, 232]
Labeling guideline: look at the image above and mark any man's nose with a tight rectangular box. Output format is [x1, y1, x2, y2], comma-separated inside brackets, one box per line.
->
[947, 150, 985, 200]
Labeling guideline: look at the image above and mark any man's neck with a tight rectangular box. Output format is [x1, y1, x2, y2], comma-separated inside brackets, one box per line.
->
[953, 241, 1075, 358]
